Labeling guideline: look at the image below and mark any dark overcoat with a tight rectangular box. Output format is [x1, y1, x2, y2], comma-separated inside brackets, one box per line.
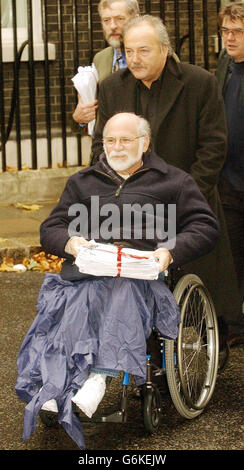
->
[92, 57, 242, 323]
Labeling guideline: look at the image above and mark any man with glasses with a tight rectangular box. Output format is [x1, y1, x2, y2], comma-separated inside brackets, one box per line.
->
[16, 112, 219, 449]
[72, 0, 139, 128]
[216, 2, 244, 347]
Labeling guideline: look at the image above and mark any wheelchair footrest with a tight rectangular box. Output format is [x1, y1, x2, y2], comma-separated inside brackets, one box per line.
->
[80, 409, 127, 423]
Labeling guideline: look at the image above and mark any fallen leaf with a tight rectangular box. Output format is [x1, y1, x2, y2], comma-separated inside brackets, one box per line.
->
[0, 252, 63, 273]
[15, 203, 43, 211]
[26, 258, 41, 271]
[0, 263, 15, 272]
[0, 256, 15, 271]
[6, 166, 17, 172]
[2, 256, 14, 266]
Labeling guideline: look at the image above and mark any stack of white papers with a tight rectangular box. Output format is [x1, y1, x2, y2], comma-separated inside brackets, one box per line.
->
[71, 63, 99, 136]
[75, 242, 159, 280]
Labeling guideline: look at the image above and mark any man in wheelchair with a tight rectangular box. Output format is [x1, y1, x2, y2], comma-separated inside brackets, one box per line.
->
[15, 113, 219, 449]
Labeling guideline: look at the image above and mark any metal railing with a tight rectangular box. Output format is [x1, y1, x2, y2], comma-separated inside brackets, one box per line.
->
[0, 0, 221, 172]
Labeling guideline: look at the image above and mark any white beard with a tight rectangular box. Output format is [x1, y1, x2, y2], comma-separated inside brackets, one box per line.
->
[104, 138, 145, 172]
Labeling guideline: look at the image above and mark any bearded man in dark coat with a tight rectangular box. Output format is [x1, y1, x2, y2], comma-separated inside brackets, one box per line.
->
[91, 15, 242, 366]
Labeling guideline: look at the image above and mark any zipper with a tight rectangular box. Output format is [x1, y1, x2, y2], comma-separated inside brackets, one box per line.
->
[115, 183, 124, 196]
[115, 168, 149, 196]
[94, 169, 115, 181]
[95, 168, 149, 197]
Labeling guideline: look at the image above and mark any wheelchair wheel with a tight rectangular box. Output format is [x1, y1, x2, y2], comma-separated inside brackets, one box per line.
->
[165, 274, 219, 419]
[143, 388, 161, 433]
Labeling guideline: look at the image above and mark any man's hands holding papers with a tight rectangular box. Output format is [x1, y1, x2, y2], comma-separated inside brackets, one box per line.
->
[65, 236, 93, 258]
[65, 238, 173, 280]
[66, 237, 172, 274]
[152, 247, 173, 273]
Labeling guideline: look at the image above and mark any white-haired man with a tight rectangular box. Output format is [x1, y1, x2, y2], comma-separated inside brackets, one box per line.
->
[16, 112, 219, 450]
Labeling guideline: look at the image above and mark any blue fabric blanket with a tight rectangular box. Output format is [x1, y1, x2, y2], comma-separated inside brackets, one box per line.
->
[15, 274, 180, 449]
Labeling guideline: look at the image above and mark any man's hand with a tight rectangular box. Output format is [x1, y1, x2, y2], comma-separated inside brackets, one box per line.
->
[152, 248, 173, 272]
[65, 236, 92, 258]
[72, 94, 98, 124]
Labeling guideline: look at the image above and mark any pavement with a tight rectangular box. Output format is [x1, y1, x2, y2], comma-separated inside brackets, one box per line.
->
[1, 271, 244, 454]
[0, 200, 57, 263]
[0, 172, 243, 454]
[0, 166, 84, 263]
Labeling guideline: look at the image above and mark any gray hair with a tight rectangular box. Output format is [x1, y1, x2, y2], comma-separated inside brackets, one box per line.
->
[103, 113, 151, 140]
[137, 115, 151, 140]
[123, 14, 173, 56]
[98, 0, 139, 18]
[218, 2, 244, 26]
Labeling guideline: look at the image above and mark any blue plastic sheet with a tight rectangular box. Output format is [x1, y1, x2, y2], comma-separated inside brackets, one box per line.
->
[15, 274, 180, 449]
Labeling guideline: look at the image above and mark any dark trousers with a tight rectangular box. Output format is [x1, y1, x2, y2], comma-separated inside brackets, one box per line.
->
[219, 176, 244, 299]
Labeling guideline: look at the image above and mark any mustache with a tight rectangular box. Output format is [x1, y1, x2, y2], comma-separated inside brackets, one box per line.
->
[130, 64, 145, 69]
[108, 150, 130, 158]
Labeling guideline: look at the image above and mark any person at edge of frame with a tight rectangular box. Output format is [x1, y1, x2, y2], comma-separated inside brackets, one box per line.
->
[216, 2, 244, 348]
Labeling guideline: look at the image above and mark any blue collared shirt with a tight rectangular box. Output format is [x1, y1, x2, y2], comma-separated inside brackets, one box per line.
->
[112, 48, 127, 71]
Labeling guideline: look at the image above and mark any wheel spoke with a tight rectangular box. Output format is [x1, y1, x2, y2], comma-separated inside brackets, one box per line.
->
[165, 275, 219, 418]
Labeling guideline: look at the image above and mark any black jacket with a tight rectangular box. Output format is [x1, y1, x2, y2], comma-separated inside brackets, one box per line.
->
[40, 151, 219, 268]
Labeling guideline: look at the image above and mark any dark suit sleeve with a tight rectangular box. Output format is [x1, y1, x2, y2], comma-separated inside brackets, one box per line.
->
[190, 73, 227, 201]
[165, 174, 219, 267]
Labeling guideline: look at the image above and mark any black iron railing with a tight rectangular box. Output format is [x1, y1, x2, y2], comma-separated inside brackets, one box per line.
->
[0, 0, 221, 172]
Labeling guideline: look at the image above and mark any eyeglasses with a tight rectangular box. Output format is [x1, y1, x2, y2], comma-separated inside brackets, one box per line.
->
[103, 136, 144, 147]
[220, 27, 244, 39]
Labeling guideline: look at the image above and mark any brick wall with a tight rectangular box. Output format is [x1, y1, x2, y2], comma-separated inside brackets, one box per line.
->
[2, 0, 221, 144]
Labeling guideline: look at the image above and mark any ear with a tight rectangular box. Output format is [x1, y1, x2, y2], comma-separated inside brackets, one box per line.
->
[143, 135, 150, 153]
[161, 45, 169, 59]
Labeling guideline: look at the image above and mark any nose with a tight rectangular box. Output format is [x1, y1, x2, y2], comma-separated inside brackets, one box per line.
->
[110, 18, 117, 29]
[227, 30, 235, 39]
[130, 51, 140, 63]
[114, 138, 123, 150]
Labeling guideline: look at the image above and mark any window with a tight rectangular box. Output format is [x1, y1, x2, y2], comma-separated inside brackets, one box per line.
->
[1, 0, 55, 62]
[1, 0, 27, 28]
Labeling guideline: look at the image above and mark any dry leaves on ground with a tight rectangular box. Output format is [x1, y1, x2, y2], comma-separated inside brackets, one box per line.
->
[0, 252, 63, 273]
[14, 202, 43, 211]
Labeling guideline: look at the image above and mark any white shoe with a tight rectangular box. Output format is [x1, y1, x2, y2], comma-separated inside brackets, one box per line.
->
[72, 373, 106, 418]
[39, 387, 58, 413]
[41, 398, 58, 413]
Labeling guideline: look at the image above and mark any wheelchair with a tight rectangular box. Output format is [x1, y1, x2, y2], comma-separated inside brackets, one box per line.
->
[40, 270, 219, 435]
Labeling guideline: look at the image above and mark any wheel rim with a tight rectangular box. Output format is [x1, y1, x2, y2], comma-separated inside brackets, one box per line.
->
[165, 274, 219, 418]
[151, 392, 160, 427]
[143, 388, 161, 432]
[177, 283, 218, 410]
